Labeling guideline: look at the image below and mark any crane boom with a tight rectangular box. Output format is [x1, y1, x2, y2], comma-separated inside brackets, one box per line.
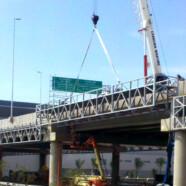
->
[139, 0, 162, 75]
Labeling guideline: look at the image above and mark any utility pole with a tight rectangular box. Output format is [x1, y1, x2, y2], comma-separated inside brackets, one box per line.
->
[10, 18, 21, 123]
[37, 71, 42, 106]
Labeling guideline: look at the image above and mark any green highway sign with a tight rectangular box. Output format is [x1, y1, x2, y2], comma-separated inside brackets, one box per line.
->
[52, 76, 102, 94]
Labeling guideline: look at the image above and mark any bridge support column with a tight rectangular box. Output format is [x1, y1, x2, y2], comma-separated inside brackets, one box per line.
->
[58, 144, 62, 186]
[173, 131, 186, 186]
[40, 153, 46, 169]
[49, 141, 59, 185]
[111, 144, 120, 186]
[0, 151, 2, 178]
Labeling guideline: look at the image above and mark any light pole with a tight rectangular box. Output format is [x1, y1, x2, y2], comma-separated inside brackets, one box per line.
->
[10, 18, 21, 123]
[37, 71, 42, 106]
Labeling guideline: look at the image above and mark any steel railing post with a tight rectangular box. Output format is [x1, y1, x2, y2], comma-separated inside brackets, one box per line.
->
[69, 96, 72, 119]
[112, 86, 114, 112]
[173, 98, 175, 129]
[153, 75, 156, 106]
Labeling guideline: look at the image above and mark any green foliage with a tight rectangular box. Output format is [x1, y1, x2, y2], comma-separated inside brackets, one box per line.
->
[134, 158, 144, 177]
[39, 165, 49, 176]
[91, 158, 98, 169]
[9, 164, 36, 185]
[152, 168, 157, 178]
[155, 157, 166, 174]
[0, 160, 9, 170]
[75, 159, 85, 169]
[126, 169, 137, 178]
[0, 160, 9, 178]
[65, 169, 85, 186]
[109, 161, 112, 169]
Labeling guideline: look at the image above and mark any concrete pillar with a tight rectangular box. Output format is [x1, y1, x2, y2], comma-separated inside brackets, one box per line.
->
[49, 141, 59, 185]
[111, 144, 120, 186]
[58, 144, 62, 186]
[173, 131, 186, 186]
[0, 151, 2, 178]
[40, 153, 46, 169]
[173, 80, 186, 186]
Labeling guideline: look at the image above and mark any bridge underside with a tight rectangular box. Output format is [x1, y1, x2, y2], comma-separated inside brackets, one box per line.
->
[0, 125, 168, 154]
[0, 108, 170, 148]
[87, 124, 168, 146]
[69, 109, 170, 146]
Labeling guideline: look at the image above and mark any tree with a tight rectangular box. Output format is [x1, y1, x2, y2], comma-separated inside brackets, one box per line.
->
[126, 169, 136, 178]
[91, 158, 98, 169]
[0, 160, 9, 178]
[134, 158, 144, 177]
[75, 159, 85, 169]
[65, 169, 84, 186]
[155, 157, 166, 174]
[152, 168, 157, 178]
[9, 164, 36, 184]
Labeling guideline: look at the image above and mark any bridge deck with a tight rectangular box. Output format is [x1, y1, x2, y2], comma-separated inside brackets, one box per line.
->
[0, 76, 178, 145]
[37, 76, 177, 126]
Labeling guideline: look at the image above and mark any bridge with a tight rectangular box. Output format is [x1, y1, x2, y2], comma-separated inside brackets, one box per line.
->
[0, 76, 178, 144]
[0, 75, 185, 185]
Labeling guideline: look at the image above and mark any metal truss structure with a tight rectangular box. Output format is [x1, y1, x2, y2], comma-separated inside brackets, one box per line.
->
[37, 76, 178, 126]
[0, 121, 41, 145]
[0, 76, 179, 145]
[172, 95, 186, 130]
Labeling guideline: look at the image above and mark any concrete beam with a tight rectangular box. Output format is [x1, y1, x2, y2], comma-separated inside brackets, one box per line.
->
[161, 118, 172, 132]
[43, 125, 71, 143]
[74, 111, 169, 132]
[94, 133, 168, 147]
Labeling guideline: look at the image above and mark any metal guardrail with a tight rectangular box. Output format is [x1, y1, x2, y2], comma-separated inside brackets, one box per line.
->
[0, 122, 41, 145]
[36, 75, 178, 126]
[172, 95, 186, 130]
[0, 111, 41, 145]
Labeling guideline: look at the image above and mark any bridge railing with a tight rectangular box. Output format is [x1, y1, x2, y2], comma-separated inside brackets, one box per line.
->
[172, 95, 186, 130]
[36, 75, 178, 126]
[0, 122, 41, 144]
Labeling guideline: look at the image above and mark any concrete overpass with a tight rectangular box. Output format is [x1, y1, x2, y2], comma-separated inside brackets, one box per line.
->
[0, 75, 185, 185]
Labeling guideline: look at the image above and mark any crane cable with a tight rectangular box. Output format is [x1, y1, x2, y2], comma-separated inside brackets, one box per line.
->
[70, 29, 95, 98]
[93, 0, 97, 15]
[149, 0, 169, 75]
[94, 27, 121, 84]
[70, 8, 121, 98]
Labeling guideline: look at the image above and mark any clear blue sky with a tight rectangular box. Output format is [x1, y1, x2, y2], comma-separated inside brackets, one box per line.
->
[0, 0, 185, 103]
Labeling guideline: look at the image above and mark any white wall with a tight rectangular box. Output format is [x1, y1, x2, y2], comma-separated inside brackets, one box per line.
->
[2, 151, 170, 178]
[3, 155, 40, 177]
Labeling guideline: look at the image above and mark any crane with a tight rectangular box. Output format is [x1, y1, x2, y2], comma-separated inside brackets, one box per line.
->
[136, 0, 166, 80]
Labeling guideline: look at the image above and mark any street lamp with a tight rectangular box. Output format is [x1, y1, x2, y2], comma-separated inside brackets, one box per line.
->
[10, 18, 21, 123]
[37, 71, 42, 106]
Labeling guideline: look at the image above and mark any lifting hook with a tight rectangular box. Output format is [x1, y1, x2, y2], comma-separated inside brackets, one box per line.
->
[91, 14, 99, 26]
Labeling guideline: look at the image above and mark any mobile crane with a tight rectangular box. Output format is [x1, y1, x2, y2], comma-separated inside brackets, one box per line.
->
[138, 1, 173, 185]
[137, 0, 166, 81]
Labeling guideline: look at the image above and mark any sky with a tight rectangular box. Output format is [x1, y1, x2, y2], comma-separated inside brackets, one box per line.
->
[0, 0, 185, 104]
